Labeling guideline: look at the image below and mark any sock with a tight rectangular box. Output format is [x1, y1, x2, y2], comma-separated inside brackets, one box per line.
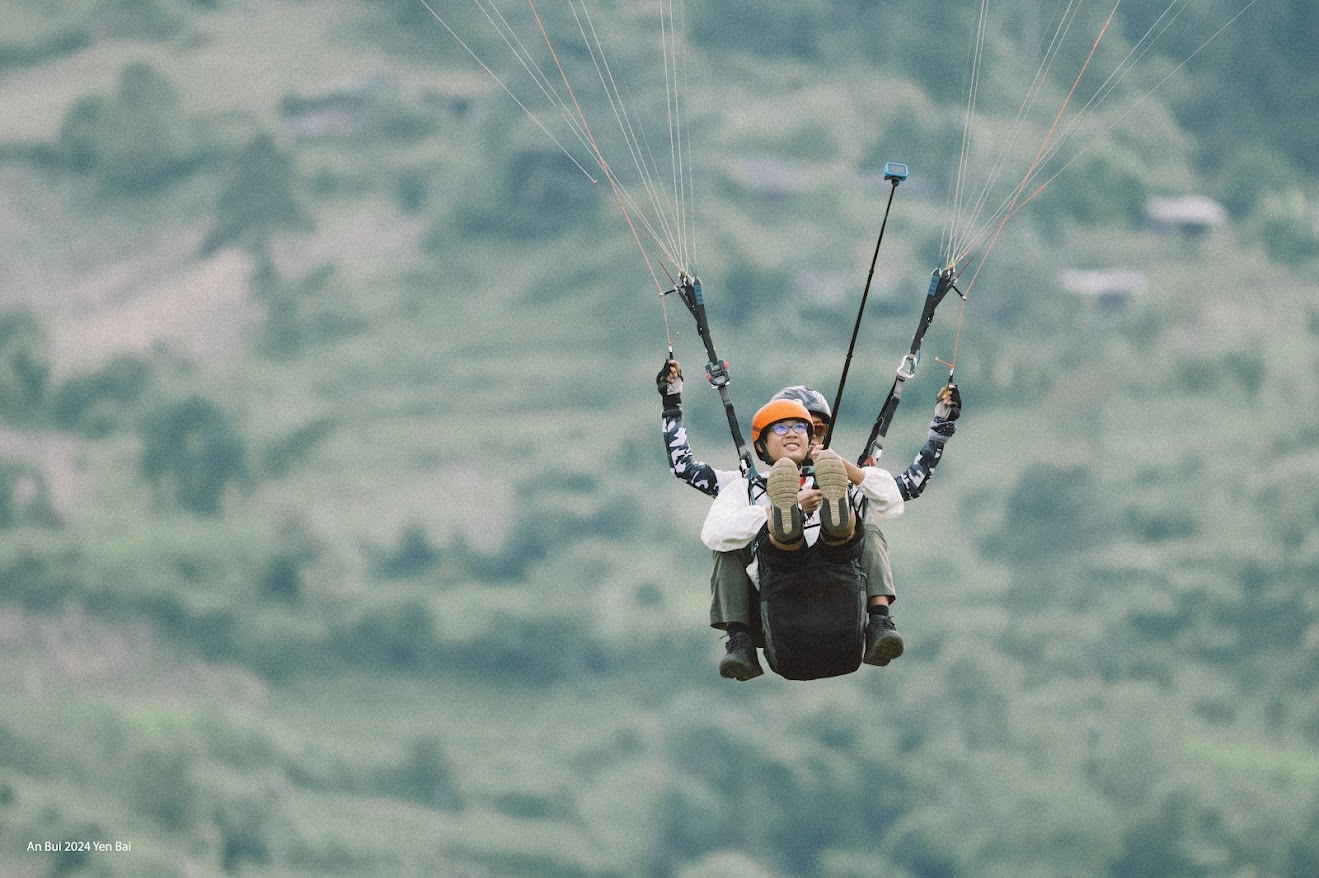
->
[868, 604, 889, 618]
[726, 622, 750, 635]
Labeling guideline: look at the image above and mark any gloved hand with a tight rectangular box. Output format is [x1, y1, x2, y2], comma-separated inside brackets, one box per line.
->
[930, 383, 960, 439]
[657, 358, 683, 407]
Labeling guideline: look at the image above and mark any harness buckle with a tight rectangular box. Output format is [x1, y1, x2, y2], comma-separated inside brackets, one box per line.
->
[706, 359, 731, 388]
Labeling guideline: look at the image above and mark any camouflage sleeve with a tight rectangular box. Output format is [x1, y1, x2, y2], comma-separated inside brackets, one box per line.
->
[662, 405, 720, 497]
[893, 436, 946, 501]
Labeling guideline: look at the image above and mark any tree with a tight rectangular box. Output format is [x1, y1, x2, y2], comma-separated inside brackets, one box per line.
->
[987, 463, 1114, 564]
[56, 62, 196, 192]
[452, 144, 600, 240]
[202, 134, 310, 256]
[49, 355, 151, 437]
[140, 396, 247, 515]
[0, 310, 49, 424]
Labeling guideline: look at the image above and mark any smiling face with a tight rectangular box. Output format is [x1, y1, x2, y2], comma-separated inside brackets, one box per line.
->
[762, 419, 813, 464]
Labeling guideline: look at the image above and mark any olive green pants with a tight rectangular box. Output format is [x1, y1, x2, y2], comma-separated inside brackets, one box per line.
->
[709, 519, 895, 633]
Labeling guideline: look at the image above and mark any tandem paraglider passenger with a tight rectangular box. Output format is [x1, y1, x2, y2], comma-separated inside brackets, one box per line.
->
[696, 385, 961, 682]
[658, 361, 903, 675]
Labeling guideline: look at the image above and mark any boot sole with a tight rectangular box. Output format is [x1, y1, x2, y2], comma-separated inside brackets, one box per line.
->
[767, 458, 803, 544]
[719, 656, 764, 680]
[814, 453, 852, 538]
[863, 631, 905, 667]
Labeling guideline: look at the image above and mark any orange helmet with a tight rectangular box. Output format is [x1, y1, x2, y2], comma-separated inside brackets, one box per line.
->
[751, 399, 813, 445]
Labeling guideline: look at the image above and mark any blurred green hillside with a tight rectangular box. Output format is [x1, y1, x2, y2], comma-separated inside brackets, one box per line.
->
[1, 1, 1318, 876]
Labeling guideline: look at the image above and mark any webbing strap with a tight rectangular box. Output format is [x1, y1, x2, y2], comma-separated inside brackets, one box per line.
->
[670, 276, 762, 486]
[858, 267, 958, 466]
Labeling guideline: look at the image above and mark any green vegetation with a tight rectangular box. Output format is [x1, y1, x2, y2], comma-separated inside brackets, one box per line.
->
[56, 61, 203, 193]
[1, 0, 1317, 876]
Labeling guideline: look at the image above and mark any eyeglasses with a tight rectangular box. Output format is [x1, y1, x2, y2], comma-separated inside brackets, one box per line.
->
[770, 421, 812, 436]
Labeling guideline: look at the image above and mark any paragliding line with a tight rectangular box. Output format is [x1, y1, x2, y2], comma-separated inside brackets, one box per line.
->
[419, 0, 600, 185]
[955, 5, 1115, 282]
[526, 0, 677, 344]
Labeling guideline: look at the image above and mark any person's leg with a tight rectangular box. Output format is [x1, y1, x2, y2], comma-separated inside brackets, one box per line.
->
[709, 547, 757, 631]
[860, 521, 904, 666]
[709, 547, 763, 680]
[861, 520, 896, 604]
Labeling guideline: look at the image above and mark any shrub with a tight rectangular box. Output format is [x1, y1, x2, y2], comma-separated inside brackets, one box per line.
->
[92, 0, 181, 40]
[251, 262, 341, 358]
[202, 134, 310, 256]
[1176, 350, 1265, 395]
[372, 523, 439, 580]
[0, 458, 60, 529]
[140, 396, 248, 516]
[689, 0, 825, 60]
[0, 29, 89, 76]
[339, 599, 438, 669]
[380, 736, 464, 811]
[127, 742, 200, 831]
[57, 62, 198, 192]
[452, 145, 599, 240]
[260, 417, 336, 477]
[213, 791, 275, 872]
[985, 463, 1114, 564]
[259, 554, 303, 603]
[49, 355, 151, 437]
[0, 310, 48, 424]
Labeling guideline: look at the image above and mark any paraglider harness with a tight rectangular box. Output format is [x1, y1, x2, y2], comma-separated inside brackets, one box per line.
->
[754, 266, 957, 680]
[667, 275, 856, 679]
[667, 165, 961, 679]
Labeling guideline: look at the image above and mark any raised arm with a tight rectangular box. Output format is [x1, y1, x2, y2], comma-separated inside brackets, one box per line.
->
[658, 359, 721, 497]
[894, 384, 961, 501]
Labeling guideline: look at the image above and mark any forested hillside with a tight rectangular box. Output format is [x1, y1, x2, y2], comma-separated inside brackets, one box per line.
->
[1, 1, 1318, 876]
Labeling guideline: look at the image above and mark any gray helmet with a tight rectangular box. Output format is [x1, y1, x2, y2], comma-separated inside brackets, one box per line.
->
[771, 385, 831, 422]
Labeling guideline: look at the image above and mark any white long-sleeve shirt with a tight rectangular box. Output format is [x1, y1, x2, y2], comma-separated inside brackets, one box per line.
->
[700, 465, 905, 553]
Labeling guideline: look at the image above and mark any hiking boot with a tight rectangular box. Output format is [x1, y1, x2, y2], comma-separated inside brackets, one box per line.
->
[719, 630, 764, 681]
[767, 457, 804, 544]
[863, 614, 905, 667]
[813, 449, 853, 539]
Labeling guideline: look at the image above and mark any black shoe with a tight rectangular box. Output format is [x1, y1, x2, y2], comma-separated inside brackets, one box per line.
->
[719, 630, 764, 681]
[863, 614, 905, 667]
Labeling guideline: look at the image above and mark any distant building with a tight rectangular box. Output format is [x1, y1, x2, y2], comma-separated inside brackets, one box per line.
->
[1145, 195, 1228, 239]
[283, 80, 384, 138]
[282, 77, 485, 139]
[1059, 269, 1147, 310]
